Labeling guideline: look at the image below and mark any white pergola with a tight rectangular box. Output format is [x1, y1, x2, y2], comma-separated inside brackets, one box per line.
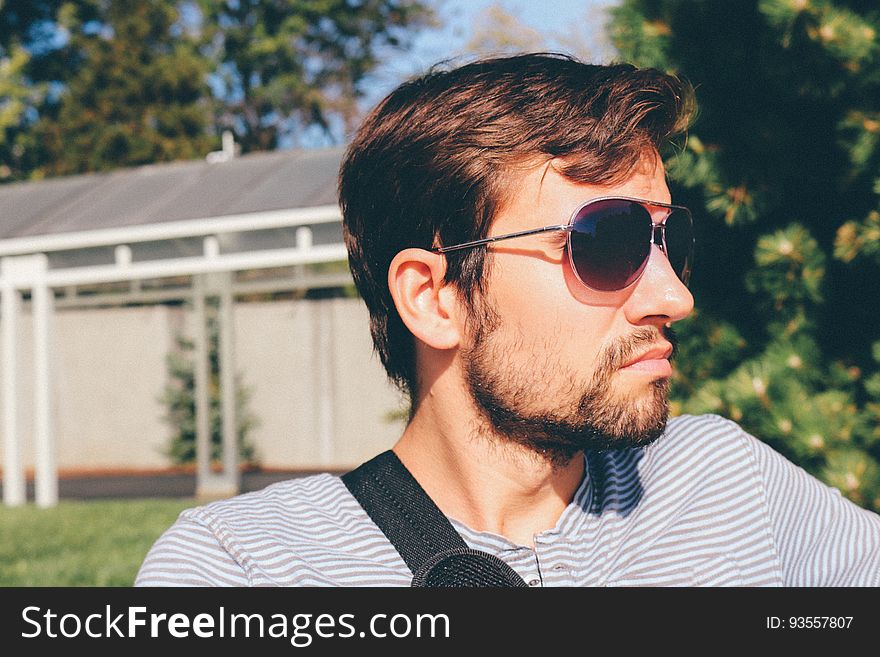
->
[0, 147, 351, 507]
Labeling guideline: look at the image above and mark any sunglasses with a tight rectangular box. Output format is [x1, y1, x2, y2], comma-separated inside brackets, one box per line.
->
[431, 196, 694, 292]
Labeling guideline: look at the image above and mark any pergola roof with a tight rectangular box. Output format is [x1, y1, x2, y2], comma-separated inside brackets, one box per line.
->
[0, 146, 344, 240]
[0, 147, 353, 508]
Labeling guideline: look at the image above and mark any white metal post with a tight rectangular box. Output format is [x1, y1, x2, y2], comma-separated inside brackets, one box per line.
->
[192, 274, 212, 495]
[218, 272, 239, 493]
[315, 299, 335, 464]
[294, 225, 313, 282]
[32, 255, 57, 508]
[1, 271, 25, 506]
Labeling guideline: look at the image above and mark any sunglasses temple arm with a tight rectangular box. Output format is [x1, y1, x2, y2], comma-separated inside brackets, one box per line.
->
[432, 224, 572, 253]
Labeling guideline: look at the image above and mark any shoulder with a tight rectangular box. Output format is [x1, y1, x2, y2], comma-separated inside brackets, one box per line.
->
[137, 473, 365, 586]
[641, 414, 878, 522]
[186, 472, 355, 528]
[586, 413, 767, 515]
[590, 413, 780, 515]
[658, 412, 754, 451]
[176, 472, 369, 551]
[638, 412, 761, 475]
[639, 413, 810, 487]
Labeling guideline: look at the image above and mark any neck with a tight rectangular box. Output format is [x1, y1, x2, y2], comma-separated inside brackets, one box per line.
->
[393, 382, 585, 547]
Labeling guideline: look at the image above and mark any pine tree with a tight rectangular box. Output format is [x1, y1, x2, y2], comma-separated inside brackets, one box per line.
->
[159, 307, 259, 466]
[196, 0, 433, 151]
[25, 0, 214, 177]
[610, 0, 880, 510]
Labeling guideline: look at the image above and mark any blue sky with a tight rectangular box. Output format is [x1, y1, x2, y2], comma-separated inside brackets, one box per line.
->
[363, 0, 616, 107]
[299, 1, 617, 146]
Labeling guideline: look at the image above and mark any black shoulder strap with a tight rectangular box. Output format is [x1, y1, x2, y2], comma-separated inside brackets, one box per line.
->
[342, 450, 467, 573]
[342, 450, 527, 587]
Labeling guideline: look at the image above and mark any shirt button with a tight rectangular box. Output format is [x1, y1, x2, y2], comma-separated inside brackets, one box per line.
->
[528, 578, 541, 587]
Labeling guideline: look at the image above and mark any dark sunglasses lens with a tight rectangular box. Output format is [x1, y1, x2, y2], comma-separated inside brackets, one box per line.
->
[664, 208, 694, 285]
[569, 200, 652, 291]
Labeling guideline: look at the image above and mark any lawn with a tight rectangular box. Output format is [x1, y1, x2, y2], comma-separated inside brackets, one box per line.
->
[0, 498, 195, 586]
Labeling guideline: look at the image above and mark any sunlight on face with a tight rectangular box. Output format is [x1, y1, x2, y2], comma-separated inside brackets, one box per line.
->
[459, 153, 693, 465]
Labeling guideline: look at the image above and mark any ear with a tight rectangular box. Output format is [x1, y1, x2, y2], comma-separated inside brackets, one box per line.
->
[388, 248, 462, 350]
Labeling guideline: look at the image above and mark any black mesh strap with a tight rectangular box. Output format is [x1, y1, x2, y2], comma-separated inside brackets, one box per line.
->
[342, 450, 527, 587]
[342, 450, 467, 573]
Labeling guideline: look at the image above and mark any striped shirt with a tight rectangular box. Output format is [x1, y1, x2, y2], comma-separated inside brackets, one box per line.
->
[135, 414, 880, 586]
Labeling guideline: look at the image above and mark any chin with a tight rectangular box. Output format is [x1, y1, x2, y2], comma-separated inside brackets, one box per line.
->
[582, 379, 671, 449]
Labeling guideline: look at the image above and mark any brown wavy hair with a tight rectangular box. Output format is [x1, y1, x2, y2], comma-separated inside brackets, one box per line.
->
[339, 53, 694, 404]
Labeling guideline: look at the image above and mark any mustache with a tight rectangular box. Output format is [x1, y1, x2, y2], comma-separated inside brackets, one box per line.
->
[596, 325, 679, 374]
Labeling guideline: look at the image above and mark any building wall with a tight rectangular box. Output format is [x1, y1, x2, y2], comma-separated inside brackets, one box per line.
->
[0, 298, 405, 473]
[230, 298, 406, 470]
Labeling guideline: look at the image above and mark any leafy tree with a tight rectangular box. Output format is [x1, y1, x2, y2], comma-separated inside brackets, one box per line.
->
[609, 0, 880, 510]
[0, 44, 37, 179]
[464, 3, 545, 56]
[460, 1, 607, 62]
[0, 0, 61, 180]
[24, 0, 214, 177]
[196, 0, 433, 152]
[1, 0, 433, 179]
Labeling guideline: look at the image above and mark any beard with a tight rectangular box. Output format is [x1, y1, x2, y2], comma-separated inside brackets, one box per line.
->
[461, 300, 677, 468]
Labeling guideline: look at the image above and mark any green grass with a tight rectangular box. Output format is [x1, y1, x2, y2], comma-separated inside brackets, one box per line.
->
[0, 498, 195, 586]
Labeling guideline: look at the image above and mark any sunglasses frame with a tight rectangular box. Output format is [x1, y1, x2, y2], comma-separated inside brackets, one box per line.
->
[430, 195, 693, 292]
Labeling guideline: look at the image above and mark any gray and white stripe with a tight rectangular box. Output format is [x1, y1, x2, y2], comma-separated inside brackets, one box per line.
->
[136, 414, 880, 586]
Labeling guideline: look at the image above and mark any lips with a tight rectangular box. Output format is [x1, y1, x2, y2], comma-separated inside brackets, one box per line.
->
[623, 342, 672, 367]
[620, 342, 672, 376]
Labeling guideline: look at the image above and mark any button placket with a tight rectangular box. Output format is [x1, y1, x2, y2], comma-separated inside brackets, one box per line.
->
[534, 534, 569, 585]
[513, 547, 543, 587]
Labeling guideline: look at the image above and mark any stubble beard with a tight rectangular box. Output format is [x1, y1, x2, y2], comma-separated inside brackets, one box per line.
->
[461, 300, 676, 468]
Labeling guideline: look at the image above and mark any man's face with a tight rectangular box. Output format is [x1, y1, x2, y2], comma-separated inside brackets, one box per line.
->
[459, 152, 694, 465]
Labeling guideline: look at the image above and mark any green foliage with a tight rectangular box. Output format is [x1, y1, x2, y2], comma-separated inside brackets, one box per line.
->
[0, 0, 432, 179]
[0, 46, 35, 138]
[197, 0, 433, 152]
[745, 223, 826, 325]
[0, 498, 193, 586]
[835, 205, 880, 264]
[611, 0, 880, 511]
[27, 0, 214, 177]
[822, 448, 880, 510]
[0, 32, 47, 180]
[160, 309, 259, 466]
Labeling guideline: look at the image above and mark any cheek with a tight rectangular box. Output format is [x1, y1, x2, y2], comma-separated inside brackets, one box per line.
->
[487, 250, 568, 325]
[560, 246, 626, 340]
[488, 251, 618, 362]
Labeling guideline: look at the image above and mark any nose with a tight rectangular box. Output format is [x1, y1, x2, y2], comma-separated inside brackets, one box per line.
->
[624, 243, 694, 327]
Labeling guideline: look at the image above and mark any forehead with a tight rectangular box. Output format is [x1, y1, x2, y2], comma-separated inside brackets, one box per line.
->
[494, 152, 671, 232]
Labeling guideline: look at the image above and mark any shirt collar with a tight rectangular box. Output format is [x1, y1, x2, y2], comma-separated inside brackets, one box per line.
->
[448, 452, 594, 551]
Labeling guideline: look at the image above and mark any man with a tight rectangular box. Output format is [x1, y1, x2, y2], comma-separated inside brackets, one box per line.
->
[137, 53, 880, 586]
